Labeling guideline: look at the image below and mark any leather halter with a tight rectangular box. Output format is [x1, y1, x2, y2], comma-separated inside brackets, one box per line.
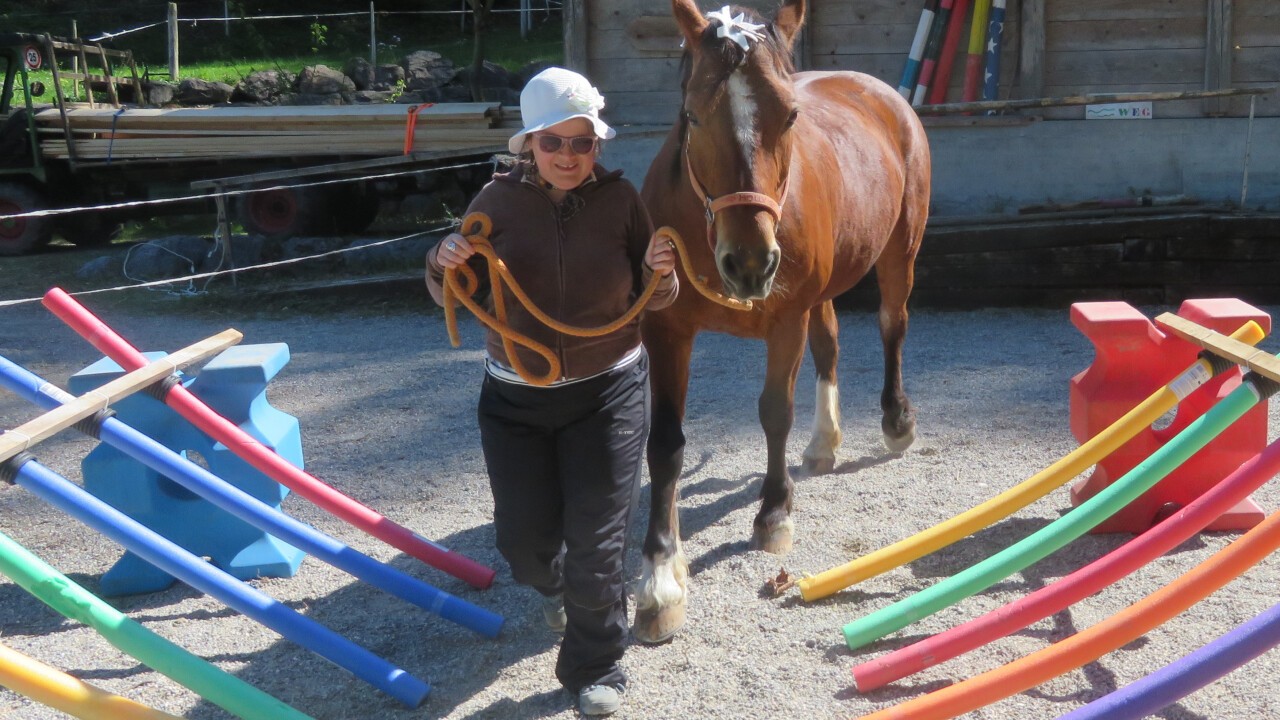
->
[683, 142, 789, 252]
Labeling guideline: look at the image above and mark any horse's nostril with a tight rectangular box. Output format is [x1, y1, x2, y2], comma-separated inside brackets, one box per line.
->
[765, 249, 780, 277]
[720, 252, 739, 279]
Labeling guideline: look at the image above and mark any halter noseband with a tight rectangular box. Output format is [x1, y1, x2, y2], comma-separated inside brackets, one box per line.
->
[683, 143, 789, 252]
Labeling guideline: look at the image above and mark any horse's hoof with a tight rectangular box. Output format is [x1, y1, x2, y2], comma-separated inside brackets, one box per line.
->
[883, 425, 916, 454]
[632, 601, 686, 645]
[803, 455, 836, 475]
[750, 523, 794, 554]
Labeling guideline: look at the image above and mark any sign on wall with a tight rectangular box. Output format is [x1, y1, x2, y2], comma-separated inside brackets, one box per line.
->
[1085, 102, 1153, 120]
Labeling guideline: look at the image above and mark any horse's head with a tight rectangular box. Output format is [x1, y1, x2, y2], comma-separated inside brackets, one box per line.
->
[673, 0, 805, 301]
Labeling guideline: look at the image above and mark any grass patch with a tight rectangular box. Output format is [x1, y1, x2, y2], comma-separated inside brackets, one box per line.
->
[11, 21, 562, 106]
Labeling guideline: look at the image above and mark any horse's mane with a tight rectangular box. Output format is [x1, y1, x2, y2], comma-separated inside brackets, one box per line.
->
[670, 5, 797, 179]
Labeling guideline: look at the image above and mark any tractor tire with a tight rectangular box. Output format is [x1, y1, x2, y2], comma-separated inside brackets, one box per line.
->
[0, 182, 54, 256]
[236, 185, 329, 241]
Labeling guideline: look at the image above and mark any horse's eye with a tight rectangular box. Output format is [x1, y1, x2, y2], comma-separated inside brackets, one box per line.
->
[684, 110, 700, 127]
[784, 108, 800, 129]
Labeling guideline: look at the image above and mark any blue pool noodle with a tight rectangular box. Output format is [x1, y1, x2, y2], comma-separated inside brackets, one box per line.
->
[0, 357, 503, 639]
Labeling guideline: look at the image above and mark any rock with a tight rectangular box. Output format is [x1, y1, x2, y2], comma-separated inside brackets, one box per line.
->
[123, 236, 214, 279]
[76, 255, 119, 280]
[298, 65, 356, 95]
[349, 90, 396, 104]
[343, 57, 375, 90]
[456, 60, 519, 92]
[232, 70, 297, 104]
[292, 93, 346, 106]
[174, 78, 234, 105]
[401, 50, 457, 92]
[142, 80, 176, 106]
[373, 64, 405, 91]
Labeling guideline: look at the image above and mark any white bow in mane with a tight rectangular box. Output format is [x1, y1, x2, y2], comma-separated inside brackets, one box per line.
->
[706, 5, 766, 52]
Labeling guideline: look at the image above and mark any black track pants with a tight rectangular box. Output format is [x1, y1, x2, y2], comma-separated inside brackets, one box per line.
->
[477, 352, 648, 693]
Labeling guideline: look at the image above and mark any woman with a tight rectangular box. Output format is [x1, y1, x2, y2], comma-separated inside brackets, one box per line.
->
[424, 67, 678, 716]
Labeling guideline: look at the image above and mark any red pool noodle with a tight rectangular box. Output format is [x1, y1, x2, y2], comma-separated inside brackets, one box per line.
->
[853, 433, 1280, 691]
[42, 288, 495, 590]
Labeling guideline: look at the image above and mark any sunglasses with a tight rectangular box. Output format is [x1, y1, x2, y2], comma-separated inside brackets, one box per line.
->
[535, 134, 597, 154]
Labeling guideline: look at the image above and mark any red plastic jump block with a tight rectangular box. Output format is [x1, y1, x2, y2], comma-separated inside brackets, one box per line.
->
[1069, 299, 1271, 534]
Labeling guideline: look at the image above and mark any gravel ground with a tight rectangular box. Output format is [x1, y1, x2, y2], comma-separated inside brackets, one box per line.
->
[2, 293, 1280, 720]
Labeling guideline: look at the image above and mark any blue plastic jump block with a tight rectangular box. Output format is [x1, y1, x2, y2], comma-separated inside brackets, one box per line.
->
[68, 343, 305, 596]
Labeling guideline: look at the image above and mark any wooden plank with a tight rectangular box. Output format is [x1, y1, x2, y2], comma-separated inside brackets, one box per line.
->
[603, 91, 682, 125]
[1157, 312, 1280, 383]
[1206, 0, 1235, 115]
[812, 0, 942, 27]
[1047, 18, 1207, 51]
[1236, 16, 1280, 46]
[1046, 48, 1207, 86]
[0, 329, 243, 463]
[590, 0, 785, 31]
[1234, 48, 1280, 82]
[565, 0, 588, 72]
[1048, 0, 1207, 22]
[1019, 0, 1046, 99]
[810, 23, 927, 57]
[1235, 0, 1280, 16]
[591, 56, 684, 93]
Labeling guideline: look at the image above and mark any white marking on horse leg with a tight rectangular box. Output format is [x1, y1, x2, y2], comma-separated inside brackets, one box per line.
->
[635, 546, 689, 612]
[803, 378, 842, 471]
[727, 71, 757, 173]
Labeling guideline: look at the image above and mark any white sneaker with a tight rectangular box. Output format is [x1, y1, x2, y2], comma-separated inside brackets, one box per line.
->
[578, 684, 624, 716]
[541, 593, 566, 633]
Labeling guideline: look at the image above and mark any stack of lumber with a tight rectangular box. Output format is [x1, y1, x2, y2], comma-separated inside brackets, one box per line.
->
[33, 102, 524, 161]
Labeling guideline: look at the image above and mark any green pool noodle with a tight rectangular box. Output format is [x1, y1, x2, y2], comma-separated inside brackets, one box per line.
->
[0, 529, 314, 720]
[843, 376, 1266, 650]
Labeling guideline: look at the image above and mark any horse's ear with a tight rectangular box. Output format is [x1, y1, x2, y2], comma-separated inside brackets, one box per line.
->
[671, 0, 709, 50]
[773, 0, 806, 49]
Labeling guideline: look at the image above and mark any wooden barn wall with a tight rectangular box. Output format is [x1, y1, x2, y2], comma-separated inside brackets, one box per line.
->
[578, 0, 1280, 127]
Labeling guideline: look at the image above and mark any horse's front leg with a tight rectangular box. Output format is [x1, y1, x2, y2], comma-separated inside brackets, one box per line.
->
[752, 313, 809, 554]
[802, 300, 842, 474]
[633, 321, 694, 645]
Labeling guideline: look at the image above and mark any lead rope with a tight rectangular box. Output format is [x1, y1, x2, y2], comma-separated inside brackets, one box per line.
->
[442, 212, 751, 386]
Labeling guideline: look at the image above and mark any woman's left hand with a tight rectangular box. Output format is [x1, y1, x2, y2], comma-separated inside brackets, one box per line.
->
[644, 234, 676, 276]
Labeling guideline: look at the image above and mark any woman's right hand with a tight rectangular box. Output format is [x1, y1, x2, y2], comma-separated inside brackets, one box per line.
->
[434, 232, 476, 269]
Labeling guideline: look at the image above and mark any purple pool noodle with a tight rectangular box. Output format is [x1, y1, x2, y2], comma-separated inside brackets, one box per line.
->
[1059, 599, 1280, 720]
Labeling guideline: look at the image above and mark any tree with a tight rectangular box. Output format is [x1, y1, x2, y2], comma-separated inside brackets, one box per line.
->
[466, 0, 496, 102]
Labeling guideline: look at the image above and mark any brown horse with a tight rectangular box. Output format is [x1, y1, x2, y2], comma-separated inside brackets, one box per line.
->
[633, 0, 931, 643]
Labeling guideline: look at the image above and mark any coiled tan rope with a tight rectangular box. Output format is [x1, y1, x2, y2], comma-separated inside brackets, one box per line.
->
[443, 212, 750, 386]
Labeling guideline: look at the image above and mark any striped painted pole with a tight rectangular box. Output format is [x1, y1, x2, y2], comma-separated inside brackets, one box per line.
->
[981, 0, 1007, 103]
[897, 0, 939, 99]
[962, 0, 990, 102]
[927, 0, 972, 104]
[912, 0, 956, 106]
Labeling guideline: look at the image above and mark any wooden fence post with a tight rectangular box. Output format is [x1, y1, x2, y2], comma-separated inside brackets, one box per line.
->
[1205, 0, 1234, 116]
[1018, 0, 1045, 101]
[563, 0, 587, 73]
[167, 3, 179, 81]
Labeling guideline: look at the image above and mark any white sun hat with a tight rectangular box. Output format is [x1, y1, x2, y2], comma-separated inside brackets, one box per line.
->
[507, 67, 616, 154]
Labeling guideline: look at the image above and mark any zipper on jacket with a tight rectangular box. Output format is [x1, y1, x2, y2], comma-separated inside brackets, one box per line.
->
[554, 203, 567, 379]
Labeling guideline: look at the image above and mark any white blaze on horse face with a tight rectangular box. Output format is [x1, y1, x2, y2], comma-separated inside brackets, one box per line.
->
[727, 70, 757, 174]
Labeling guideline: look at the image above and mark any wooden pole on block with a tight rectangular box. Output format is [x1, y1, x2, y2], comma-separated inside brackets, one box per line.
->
[0, 329, 242, 462]
[1157, 313, 1280, 383]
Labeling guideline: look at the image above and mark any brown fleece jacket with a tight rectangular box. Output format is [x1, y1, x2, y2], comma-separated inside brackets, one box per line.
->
[426, 164, 678, 381]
